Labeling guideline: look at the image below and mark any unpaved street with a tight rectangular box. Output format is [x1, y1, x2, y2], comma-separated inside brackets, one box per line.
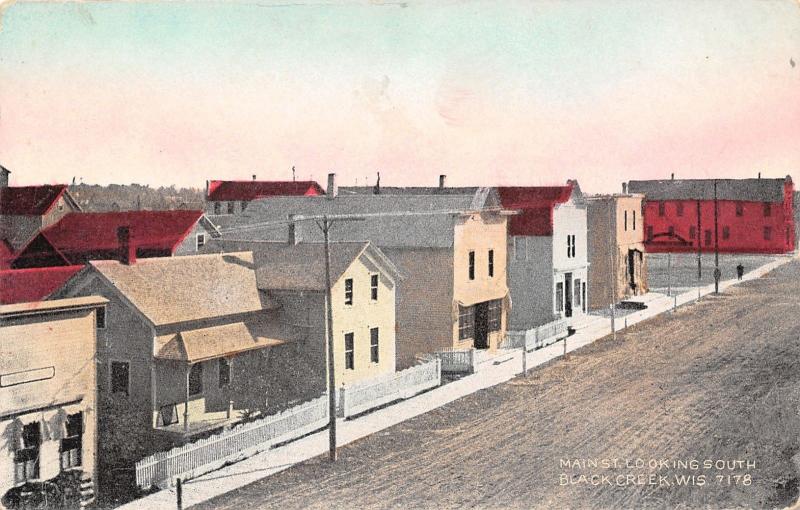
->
[195, 261, 800, 510]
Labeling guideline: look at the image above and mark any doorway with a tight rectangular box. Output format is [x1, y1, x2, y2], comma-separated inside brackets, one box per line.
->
[564, 273, 573, 318]
[474, 302, 489, 349]
[628, 249, 636, 291]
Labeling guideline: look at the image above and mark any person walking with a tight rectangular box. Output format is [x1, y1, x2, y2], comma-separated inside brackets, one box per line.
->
[736, 263, 744, 280]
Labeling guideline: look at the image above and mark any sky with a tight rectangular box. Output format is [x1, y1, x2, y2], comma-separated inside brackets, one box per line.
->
[0, 0, 798, 192]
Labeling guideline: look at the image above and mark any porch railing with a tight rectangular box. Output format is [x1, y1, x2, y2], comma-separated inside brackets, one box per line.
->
[135, 395, 328, 490]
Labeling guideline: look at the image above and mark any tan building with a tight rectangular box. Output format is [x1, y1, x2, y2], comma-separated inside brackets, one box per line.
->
[216, 240, 402, 386]
[0, 296, 106, 507]
[586, 194, 648, 310]
[220, 174, 512, 368]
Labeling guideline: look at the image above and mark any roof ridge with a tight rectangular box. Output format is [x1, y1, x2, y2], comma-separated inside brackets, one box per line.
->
[90, 250, 253, 266]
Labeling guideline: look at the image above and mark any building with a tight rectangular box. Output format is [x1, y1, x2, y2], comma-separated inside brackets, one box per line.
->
[212, 240, 402, 385]
[0, 266, 84, 305]
[50, 252, 314, 471]
[497, 182, 589, 330]
[628, 175, 795, 254]
[220, 174, 511, 368]
[205, 179, 325, 217]
[0, 166, 81, 250]
[1, 296, 106, 507]
[11, 210, 220, 269]
[586, 194, 648, 311]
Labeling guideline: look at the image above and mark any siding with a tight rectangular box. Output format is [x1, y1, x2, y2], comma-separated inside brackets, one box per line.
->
[508, 235, 555, 329]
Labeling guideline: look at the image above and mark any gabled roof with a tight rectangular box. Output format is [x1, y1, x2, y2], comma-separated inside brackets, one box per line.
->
[0, 185, 69, 215]
[627, 177, 792, 202]
[89, 252, 269, 326]
[497, 183, 578, 236]
[339, 186, 501, 209]
[215, 240, 403, 291]
[0, 266, 84, 305]
[33, 210, 208, 260]
[0, 240, 14, 269]
[207, 180, 325, 201]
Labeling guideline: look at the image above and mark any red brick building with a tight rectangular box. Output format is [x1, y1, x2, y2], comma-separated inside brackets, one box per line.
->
[628, 176, 795, 254]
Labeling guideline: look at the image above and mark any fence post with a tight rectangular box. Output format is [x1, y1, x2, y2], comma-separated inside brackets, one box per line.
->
[176, 478, 182, 510]
[673, 295, 677, 311]
[436, 358, 442, 384]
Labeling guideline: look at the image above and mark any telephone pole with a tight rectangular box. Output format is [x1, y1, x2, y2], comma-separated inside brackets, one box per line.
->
[713, 180, 721, 294]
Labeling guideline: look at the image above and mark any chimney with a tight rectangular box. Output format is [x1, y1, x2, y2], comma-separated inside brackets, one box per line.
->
[205, 180, 210, 198]
[327, 173, 337, 199]
[287, 214, 301, 245]
[117, 226, 136, 265]
[252, 174, 257, 181]
[373, 172, 381, 195]
[0, 166, 10, 188]
[622, 182, 628, 194]
[758, 172, 761, 179]
[439, 174, 447, 189]
[671, 173, 675, 180]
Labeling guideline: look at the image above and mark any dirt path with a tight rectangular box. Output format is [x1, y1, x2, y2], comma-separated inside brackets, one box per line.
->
[195, 261, 800, 510]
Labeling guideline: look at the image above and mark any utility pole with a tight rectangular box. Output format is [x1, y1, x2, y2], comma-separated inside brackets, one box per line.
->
[320, 216, 338, 461]
[667, 252, 671, 297]
[608, 201, 616, 341]
[696, 199, 702, 280]
[713, 180, 721, 294]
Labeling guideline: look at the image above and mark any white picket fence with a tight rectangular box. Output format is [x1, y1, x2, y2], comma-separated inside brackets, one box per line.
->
[504, 318, 569, 352]
[436, 348, 478, 373]
[339, 359, 441, 418]
[135, 396, 328, 490]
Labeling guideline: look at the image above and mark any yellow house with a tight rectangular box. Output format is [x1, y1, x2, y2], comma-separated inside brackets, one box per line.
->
[0, 296, 106, 506]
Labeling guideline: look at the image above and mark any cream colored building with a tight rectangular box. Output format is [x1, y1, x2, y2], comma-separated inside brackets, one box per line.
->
[0, 296, 106, 506]
[586, 193, 648, 310]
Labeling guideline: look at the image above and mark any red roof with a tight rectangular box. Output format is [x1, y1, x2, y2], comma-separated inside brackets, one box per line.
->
[0, 240, 14, 269]
[0, 266, 83, 304]
[207, 180, 324, 201]
[497, 185, 574, 236]
[37, 210, 205, 259]
[0, 185, 68, 215]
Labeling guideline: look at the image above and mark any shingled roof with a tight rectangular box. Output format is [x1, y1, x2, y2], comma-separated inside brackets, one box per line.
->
[496, 183, 581, 236]
[627, 177, 792, 202]
[207, 180, 324, 201]
[0, 185, 70, 215]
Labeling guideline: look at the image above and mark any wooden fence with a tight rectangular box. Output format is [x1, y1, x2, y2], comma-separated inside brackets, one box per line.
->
[135, 396, 328, 490]
[504, 318, 569, 352]
[340, 359, 441, 418]
[436, 348, 478, 373]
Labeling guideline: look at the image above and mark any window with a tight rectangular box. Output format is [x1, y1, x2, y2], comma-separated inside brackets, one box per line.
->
[213, 202, 221, 215]
[567, 235, 576, 258]
[188, 363, 203, 396]
[658, 202, 665, 217]
[763, 226, 772, 241]
[111, 361, 129, 395]
[344, 333, 355, 370]
[227, 202, 235, 214]
[705, 230, 712, 246]
[582, 282, 587, 312]
[668, 226, 674, 237]
[736, 203, 744, 216]
[344, 278, 353, 306]
[514, 237, 527, 261]
[370, 328, 379, 363]
[555, 283, 564, 312]
[196, 233, 206, 250]
[96, 306, 106, 329]
[218, 358, 231, 388]
[60, 413, 83, 470]
[624, 210, 628, 231]
[632, 210, 636, 231]
[159, 404, 178, 427]
[722, 226, 730, 240]
[370, 274, 379, 301]
[574, 279, 581, 307]
[488, 249, 494, 277]
[15, 422, 41, 483]
[647, 226, 653, 241]
[487, 299, 502, 332]
[240, 201, 248, 211]
[676, 202, 684, 217]
[689, 226, 696, 240]
[763, 202, 771, 217]
[468, 251, 475, 280]
[458, 305, 475, 340]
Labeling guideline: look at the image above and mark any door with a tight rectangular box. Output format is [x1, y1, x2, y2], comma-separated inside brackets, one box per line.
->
[564, 273, 573, 318]
[474, 302, 489, 349]
[628, 249, 636, 291]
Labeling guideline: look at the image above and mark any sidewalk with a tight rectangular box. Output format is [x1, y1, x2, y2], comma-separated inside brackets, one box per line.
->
[119, 254, 794, 510]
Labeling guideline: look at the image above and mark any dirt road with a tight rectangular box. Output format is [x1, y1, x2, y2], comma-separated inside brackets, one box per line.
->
[195, 261, 800, 509]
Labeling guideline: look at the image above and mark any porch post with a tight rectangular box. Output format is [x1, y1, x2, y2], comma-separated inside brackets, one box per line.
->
[184, 363, 190, 433]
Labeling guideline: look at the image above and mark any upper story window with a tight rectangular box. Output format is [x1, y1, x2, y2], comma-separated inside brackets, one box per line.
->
[96, 306, 106, 329]
[632, 210, 636, 230]
[676, 202, 684, 217]
[344, 278, 353, 305]
[567, 235, 576, 258]
[344, 333, 355, 370]
[213, 202, 221, 215]
[658, 202, 665, 217]
[188, 363, 203, 396]
[514, 237, 527, 262]
[227, 202, 235, 215]
[468, 251, 475, 280]
[196, 233, 206, 251]
[763, 202, 771, 217]
[111, 361, 129, 396]
[736, 203, 744, 216]
[370, 274, 379, 301]
[624, 210, 628, 231]
[488, 249, 494, 277]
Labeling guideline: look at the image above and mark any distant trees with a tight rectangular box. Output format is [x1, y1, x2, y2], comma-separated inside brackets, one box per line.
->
[69, 184, 204, 212]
